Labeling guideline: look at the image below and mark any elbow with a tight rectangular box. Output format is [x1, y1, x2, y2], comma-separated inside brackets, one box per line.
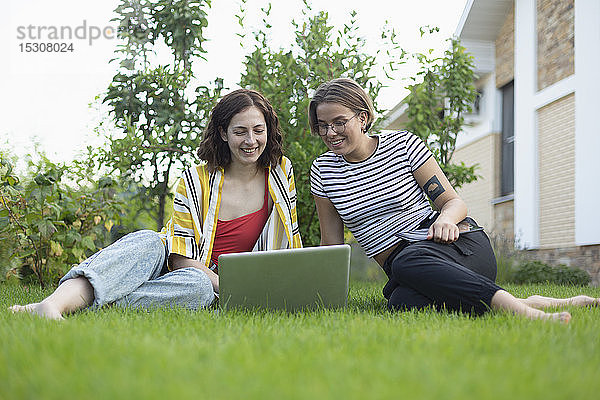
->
[453, 197, 469, 214]
[439, 197, 467, 220]
[458, 197, 468, 214]
[320, 236, 344, 247]
[453, 197, 468, 219]
[320, 240, 338, 246]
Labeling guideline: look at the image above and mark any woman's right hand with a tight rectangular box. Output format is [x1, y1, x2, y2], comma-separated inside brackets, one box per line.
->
[427, 216, 460, 244]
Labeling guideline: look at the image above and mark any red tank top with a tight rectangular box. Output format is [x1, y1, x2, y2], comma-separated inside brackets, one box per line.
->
[210, 171, 269, 270]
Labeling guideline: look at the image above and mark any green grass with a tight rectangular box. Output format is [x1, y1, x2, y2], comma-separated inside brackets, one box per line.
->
[2, 282, 600, 400]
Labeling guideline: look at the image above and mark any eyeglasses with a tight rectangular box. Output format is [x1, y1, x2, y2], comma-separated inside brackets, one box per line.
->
[316, 113, 360, 136]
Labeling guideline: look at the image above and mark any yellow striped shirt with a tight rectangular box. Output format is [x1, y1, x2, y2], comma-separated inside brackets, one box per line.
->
[160, 156, 302, 269]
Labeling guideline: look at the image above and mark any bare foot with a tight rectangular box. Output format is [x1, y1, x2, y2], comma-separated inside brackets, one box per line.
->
[9, 302, 65, 321]
[524, 295, 600, 309]
[540, 311, 571, 324]
[567, 295, 600, 307]
[520, 307, 571, 324]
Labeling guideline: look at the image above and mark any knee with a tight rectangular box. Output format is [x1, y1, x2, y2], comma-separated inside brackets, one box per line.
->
[387, 295, 400, 311]
[173, 267, 215, 307]
[386, 284, 430, 312]
[133, 229, 162, 244]
[127, 230, 165, 260]
[185, 266, 211, 282]
[387, 295, 418, 312]
[122, 229, 161, 241]
[175, 267, 212, 287]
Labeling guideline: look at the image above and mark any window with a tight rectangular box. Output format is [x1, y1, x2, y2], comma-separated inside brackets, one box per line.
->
[465, 89, 483, 116]
[501, 81, 514, 195]
[473, 89, 483, 115]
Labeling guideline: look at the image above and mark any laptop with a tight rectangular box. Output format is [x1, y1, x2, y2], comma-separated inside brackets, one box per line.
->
[218, 244, 351, 311]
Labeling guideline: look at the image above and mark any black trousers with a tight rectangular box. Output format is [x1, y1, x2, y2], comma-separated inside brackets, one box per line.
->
[382, 218, 503, 316]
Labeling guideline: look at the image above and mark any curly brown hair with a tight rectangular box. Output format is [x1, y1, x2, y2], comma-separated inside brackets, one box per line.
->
[197, 89, 284, 171]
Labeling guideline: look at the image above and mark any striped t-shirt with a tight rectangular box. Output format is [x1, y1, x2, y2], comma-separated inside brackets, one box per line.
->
[310, 131, 434, 257]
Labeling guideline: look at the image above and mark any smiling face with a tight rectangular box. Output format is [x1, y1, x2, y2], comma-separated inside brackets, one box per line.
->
[316, 102, 370, 161]
[220, 106, 267, 169]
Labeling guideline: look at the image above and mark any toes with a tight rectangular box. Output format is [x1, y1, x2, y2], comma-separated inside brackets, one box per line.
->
[8, 303, 64, 320]
[549, 311, 571, 324]
[541, 311, 571, 324]
[567, 295, 598, 307]
[558, 312, 571, 324]
[578, 296, 599, 307]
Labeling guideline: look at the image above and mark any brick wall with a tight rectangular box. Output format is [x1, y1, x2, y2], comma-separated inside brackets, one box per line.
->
[495, 3, 514, 88]
[527, 245, 600, 286]
[537, 0, 574, 90]
[537, 93, 575, 248]
[493, 200, 514, 241]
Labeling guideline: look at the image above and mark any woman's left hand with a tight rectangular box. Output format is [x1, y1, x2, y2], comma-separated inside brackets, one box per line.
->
[427, 217, 460, 244]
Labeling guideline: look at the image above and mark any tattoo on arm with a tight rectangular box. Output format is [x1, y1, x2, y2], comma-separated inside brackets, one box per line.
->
[424, 175, 445, 202]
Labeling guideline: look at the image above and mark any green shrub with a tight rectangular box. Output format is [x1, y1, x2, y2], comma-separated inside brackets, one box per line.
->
[0, 152, 124, 287]
[494, 250, 517, 284]
[512, 260, 591, 286]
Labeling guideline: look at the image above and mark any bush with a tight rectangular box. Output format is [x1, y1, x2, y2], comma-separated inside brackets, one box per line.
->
[512, 260, 591, 286]
[0, 152, 124, 287]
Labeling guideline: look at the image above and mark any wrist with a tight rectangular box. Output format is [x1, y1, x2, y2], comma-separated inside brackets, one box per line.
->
[435, 214, 456, 225]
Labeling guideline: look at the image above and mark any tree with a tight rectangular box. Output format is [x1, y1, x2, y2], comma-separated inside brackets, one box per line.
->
[403, 33, 479, 189]
[237, 1, 401, 245]
[100, 0, 224, 231]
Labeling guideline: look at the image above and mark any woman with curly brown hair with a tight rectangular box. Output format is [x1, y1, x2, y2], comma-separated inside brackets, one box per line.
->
[10, 89, 302, 320]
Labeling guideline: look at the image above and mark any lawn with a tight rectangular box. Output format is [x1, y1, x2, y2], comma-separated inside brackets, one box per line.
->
[1, 282, 599, 400]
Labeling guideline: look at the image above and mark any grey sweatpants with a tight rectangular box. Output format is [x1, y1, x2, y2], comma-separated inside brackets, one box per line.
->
[60, 230, 215, 310]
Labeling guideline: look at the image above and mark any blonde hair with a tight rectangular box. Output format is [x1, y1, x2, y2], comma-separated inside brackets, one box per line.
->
[308, 78, 375, 135]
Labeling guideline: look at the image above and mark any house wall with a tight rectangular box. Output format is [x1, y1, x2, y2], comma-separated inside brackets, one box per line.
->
[456, 74, 501, 148]
[574, 0, 600, 246]
[495, 3, 514, 88]
[517, 0, 599, 248]
[494, 199, 514, 241]
[537, 0, 574, 90]
[454, 0, 600, 284]
[514, 0, 539, 248]
[537, 93, 575, 248]
[513, 0, 600, 283]
[488, 3, 515, 241]
[453, 133, 499, 231]
[454, 64, 503, 235]
[455, 4, 515, 240]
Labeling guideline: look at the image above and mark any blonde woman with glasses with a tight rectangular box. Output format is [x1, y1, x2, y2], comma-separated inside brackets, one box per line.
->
[309, 78, 597, 322]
